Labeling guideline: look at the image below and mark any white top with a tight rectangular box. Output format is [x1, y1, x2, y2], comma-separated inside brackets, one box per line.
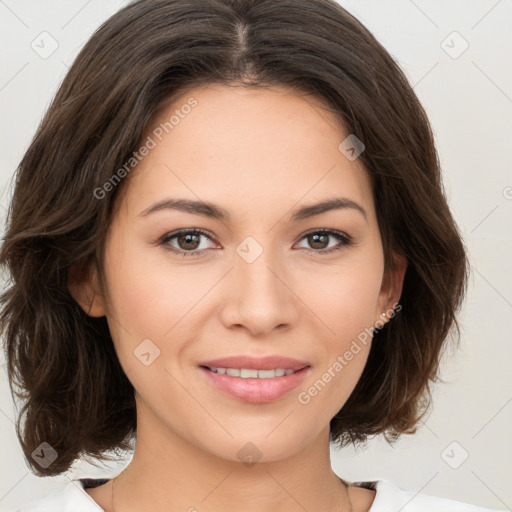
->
[13, 477, 507, 512]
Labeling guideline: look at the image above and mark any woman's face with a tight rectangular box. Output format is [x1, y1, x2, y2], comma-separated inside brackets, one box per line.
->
[73, 84, 404, 463]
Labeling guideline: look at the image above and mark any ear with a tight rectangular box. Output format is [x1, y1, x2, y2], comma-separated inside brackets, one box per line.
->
[374, 252, 407, 326]
[67, 261, 107, 318]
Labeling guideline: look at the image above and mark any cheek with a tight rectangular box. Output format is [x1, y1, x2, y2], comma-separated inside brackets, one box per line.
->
[103, 226, 188, 328]
[102, 237, 220, 382]
[101, 233, 186, 363]
[296, 264, 380, 427]
[303, 257, 384, 337]
[101, 248, 196, 409]
[295, 254, 382, 405]
[296, 321, 373, 438]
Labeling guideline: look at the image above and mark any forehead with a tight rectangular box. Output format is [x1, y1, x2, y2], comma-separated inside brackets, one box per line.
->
[118, 84, 375, 224]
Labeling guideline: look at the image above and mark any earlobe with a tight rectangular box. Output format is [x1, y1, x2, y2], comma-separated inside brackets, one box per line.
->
[67, 261, 107, 318]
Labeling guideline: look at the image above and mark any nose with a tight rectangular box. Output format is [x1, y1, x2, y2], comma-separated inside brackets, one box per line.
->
[219, 246, 300, 337]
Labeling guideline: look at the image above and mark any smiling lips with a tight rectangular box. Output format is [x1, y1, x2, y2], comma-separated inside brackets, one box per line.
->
[198, 355, 312, 403]
[199, 355, 310, 371]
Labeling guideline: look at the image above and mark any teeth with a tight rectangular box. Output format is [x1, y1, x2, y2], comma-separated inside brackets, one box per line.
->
[208, 367, 296, 378]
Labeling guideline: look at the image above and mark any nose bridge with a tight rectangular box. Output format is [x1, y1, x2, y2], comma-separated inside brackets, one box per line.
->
[235, 236, 286, 305]
[221, 235, 297, 333]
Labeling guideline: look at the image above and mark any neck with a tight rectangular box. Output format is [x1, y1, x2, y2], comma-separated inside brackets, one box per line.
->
[106, 413, 354, 512]
[111, 471, 353, 512]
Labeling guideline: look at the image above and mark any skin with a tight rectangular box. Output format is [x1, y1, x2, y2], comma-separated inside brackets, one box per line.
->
[69, 83, 406, 512]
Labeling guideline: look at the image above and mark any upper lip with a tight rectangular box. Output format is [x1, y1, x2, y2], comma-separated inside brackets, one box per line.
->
[199, 355, 310, 371]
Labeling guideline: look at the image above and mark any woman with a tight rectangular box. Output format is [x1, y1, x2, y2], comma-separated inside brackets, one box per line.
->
[0, 0, 505, 511]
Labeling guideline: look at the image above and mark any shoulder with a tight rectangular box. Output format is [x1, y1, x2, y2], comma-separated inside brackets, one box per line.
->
[350, 479, 508, 512]
[14, 478, 107, 512]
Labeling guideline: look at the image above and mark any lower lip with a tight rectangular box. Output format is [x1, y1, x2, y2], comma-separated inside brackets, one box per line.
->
[199, 366, 311, 403]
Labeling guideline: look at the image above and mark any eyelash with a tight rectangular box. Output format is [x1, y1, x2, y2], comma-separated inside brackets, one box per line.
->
[158, 228, 354, 258]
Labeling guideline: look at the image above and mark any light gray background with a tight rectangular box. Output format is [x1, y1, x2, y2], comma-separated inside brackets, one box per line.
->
[0, 1, 511, 510]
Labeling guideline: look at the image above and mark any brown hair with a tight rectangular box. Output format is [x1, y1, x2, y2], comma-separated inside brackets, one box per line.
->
[0, 0, 468, 477]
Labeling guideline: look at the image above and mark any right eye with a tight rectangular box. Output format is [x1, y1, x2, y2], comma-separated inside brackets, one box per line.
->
[159, 228, 219, 257]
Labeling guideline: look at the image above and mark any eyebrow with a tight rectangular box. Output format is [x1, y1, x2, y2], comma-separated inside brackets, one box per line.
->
[138, 197, 367, 222]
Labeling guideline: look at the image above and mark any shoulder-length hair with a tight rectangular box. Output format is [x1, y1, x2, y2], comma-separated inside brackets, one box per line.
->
[0, 0, 468, 477]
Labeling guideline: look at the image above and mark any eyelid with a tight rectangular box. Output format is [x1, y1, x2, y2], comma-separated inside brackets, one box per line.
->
[294, 229, 353, 254]
[158, 228, 220, 254]
[158, 227, 354, 257]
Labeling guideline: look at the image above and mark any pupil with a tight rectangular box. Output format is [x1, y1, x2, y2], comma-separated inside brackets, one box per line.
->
[309, 233, 327, 249]
[179, 233, 200, 250]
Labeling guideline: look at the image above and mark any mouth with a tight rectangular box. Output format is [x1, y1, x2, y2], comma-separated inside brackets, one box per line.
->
[198, 364, 312, 403]
[200, 365, 306, 378]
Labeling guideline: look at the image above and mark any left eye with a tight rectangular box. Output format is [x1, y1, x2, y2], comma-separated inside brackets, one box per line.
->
[159, 229, 353, 257]
[295, 230, 353, 254]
